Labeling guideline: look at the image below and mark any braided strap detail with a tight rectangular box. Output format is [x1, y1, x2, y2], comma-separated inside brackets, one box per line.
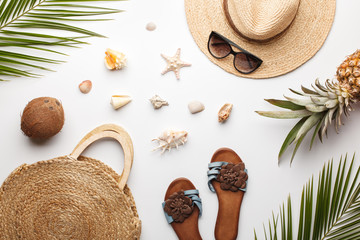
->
[207, 162, 248, 193]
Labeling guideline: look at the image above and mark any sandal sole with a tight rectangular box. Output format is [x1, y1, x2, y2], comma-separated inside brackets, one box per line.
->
[164, 177, 202, 240]
[210, 148, 245, 240]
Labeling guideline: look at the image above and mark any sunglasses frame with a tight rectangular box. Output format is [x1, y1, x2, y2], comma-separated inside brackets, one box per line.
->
[207, 31, 263, 74]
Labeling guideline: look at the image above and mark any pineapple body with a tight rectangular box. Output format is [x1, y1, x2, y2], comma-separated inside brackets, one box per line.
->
[337, 50, 360, 101]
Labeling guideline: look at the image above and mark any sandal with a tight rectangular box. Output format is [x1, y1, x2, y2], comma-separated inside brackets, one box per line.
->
[207, 148, 248, 240]
[162, 177, 203, 240]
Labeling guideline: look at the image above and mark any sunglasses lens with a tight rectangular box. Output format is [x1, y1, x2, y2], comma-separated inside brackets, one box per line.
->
[208, 34, 231, 58]
[234, 52, 261, 74]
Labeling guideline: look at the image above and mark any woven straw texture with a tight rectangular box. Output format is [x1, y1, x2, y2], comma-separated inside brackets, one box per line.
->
[184, 0, 336, 79]
[0, 124, 141, 240]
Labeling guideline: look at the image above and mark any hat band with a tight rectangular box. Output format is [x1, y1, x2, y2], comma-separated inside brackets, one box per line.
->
[222, 0, 298, 43]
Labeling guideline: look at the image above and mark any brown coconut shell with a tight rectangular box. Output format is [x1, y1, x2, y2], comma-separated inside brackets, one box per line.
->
[21, 97, 65, 139]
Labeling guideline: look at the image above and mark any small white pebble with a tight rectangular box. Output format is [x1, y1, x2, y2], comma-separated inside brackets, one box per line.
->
[188, 100, 205, 114]
[79, 80, 92, 94]
[146, 22, 156, 31]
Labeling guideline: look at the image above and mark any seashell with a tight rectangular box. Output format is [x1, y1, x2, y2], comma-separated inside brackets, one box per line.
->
[146, 22, 156, 31]
[111, 95, 131, 110]
[104, 48, 127, 70]
[79, 80, 92, 94]
[188, 100, 205, 114]
[152, 130, 188, 153]
[218, 103, 233, 122]
[149, 95, 169, 109]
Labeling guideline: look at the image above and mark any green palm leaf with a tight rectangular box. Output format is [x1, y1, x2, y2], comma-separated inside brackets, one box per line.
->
[255, 154, 360, 239]
[0, 0, 124, 81]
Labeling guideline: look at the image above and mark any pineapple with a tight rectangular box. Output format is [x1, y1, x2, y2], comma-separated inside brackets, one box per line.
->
[256, 50, 360, 164]
[337, 50, 360, 99]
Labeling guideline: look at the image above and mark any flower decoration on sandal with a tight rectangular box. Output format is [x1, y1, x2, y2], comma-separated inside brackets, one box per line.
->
[162, 190, 202, 223]
[164, 191, 193, 223]
[218, 163, 248, 192]
[208, 162, 248, 192]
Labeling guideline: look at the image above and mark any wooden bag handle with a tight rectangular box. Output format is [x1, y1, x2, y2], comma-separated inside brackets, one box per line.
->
[69, 124, 134, 190]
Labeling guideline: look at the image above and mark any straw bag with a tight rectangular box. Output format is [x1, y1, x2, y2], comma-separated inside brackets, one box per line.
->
[0, 124, 141, 239]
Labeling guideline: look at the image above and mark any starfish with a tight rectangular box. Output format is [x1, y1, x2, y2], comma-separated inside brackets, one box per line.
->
[161, 48, 191, 80]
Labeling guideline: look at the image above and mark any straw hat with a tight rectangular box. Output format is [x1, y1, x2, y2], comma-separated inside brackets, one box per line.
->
[184, 0, 336, 79]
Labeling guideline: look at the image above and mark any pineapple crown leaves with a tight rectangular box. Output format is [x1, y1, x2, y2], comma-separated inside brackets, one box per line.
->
[256, 79, 354, 164]
[255, 154, 360, 240]
[0, 0, 124, 81]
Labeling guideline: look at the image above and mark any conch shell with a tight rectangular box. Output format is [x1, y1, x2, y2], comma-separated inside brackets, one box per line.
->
[111, 95, 131, 109]
[152, 130, 188, 153]
[218, 103, 233, 122]
[104, 48, 127, 70]
[149, 95, 169, 109]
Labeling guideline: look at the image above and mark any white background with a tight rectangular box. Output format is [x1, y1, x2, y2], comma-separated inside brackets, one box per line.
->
[1, 1, 360, 239]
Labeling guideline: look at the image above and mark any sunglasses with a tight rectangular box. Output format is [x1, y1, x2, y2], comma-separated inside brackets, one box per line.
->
[207, 31, 263, 74]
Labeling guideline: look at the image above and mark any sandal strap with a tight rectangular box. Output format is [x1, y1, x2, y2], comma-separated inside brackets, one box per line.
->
[162, 189, 202, 224]
[207, 162, 228, 192]
[207, 161, 248, 193]
[184, 190, 202, 217]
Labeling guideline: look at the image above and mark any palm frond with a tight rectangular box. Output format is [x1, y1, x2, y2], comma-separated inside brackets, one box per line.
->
[255, 154, 360, 239]
[0, 0, 124, 81]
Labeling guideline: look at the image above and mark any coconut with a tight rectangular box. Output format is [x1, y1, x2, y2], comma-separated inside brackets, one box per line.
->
[21, 97, 65, 139]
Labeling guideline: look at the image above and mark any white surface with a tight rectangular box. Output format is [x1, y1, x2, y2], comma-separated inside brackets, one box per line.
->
[1, 1, 360, 239]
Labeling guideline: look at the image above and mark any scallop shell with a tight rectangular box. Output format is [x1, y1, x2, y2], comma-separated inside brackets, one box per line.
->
[146, 22, 156, 31]
[218, 103, 233, 122]
[79, 80, 92, 94]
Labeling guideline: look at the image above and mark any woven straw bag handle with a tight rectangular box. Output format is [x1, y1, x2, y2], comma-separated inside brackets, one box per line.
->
[69, 124, 134, 190]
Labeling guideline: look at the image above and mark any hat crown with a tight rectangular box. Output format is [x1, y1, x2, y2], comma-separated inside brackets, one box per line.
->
[225, 0, 300, 41]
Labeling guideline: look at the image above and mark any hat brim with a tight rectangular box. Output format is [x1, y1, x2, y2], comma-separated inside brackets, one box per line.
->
[184, 0, 336, 79]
